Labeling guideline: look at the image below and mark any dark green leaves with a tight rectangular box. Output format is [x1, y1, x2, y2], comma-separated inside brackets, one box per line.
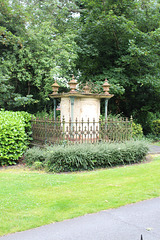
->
[0, 110, 32, 165]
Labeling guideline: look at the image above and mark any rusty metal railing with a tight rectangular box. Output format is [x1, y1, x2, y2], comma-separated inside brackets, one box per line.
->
[31, 116, 133, 146]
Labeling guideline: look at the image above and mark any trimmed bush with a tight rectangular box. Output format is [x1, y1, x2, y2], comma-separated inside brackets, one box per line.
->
[46, 141, 148, 172]
[24, 147, 46, 166]
[0, 110, 32, 166]
[17, 111, 33, 142]
[24, 140, 149, 172]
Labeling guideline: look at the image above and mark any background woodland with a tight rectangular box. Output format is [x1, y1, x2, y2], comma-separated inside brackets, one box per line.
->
[1, 0, 160, 134]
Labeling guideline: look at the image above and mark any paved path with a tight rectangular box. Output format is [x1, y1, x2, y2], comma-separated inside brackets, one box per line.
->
[1, 197, 160, 240]
[1, 144, 160, 240]
[148, 144, 160, 154]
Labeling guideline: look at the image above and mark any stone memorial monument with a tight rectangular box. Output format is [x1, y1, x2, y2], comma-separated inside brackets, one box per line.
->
[50, 76, 113, 123]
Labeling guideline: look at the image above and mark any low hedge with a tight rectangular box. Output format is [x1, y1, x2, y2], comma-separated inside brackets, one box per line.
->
[0, 110, 32, 166]
[24, 147, 46, 167]
[24, 140, 149, 172]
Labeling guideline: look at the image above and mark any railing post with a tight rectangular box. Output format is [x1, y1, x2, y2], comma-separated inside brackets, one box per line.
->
[69, 117, 72, 140]
[54, 99, 56, 120]
[45, 116, 47, 145]
[105, 99, 108, 120]
[62, 116, 65, 140]
[99, 116, 102, 141]
[75, 118, 78, 142]
[93, 118, 95, 143]
[81, 118, 84, 143]
[70, 96, 75, 131]
[87, 118, 90, 142]
[130, 115, 133, 139]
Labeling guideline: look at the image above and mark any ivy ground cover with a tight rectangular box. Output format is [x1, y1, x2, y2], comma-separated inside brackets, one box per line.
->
[0, 155, 160, 236]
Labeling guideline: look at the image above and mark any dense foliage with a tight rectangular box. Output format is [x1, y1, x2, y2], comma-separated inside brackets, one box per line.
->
[75, 0, 160, 134]
[0, 110, 32, 165]
[0, 0, 78, 112]
[132, 122, 143, 139]
[24, 140, 149, 172]
[151, 119, 160, 136]
[1, 0, 160, 135]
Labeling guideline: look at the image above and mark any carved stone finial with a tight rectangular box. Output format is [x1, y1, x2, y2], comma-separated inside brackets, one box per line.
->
[51, 80, 60, 94]
[102, 78, 110, 95]
[68, 75, 77, 92]
[83, 83, 91, 94]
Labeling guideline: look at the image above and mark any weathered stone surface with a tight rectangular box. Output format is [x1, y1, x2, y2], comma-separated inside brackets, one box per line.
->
[60, 97, 100, 122]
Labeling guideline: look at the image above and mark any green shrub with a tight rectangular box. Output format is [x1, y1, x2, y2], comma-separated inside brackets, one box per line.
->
[0, 110, 32, 166]
[24, 140, 149, 172]
[0, 111, 27, 165]
[24, 147, 46, 166]
[47, 141, 149, 172]
[151, 119, 160, 136]
[32, 161, 44, 170]
[137, 111, 160, 135]
[17, 111, 33, 142]
[132, 122, 143, 139]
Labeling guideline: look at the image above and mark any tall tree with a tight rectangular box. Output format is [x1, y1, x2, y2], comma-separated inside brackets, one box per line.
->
[75, 0, 160, 133]
[0, 0, 78, 111]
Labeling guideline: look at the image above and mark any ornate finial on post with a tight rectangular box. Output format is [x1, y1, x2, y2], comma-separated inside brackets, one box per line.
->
[83, 82, 91, 94]
[68, 75, 77, 93]
[51, 80, 60, 94]
[102, 78, 111, 95]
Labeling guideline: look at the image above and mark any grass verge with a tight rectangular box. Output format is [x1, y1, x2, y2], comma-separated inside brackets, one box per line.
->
[153, 141, 160, 146]
[0, 155, 160, 236]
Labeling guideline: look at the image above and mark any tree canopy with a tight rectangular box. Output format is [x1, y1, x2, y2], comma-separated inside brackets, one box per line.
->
[0, 0, 78, 111]
[1, 0, 160, 133]
[75, 0, 160, 133]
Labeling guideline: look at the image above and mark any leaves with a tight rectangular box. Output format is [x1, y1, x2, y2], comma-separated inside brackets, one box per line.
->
[0, 0, 78, 111]
[0, 0, 160, 135]
[0, 110, 32, 165]
[75, 0, 160, 133]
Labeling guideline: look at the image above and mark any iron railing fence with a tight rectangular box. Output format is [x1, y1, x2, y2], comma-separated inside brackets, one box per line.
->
[31, 116, 133, 146]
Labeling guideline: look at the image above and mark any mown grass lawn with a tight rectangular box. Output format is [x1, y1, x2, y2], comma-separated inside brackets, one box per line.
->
[0, 155, 160, 236]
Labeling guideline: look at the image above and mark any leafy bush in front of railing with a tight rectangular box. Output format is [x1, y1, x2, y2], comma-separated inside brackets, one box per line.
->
[24, 140, 148, 172]
[132, 122, 143, 139]
[0, 110, 32, 166]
